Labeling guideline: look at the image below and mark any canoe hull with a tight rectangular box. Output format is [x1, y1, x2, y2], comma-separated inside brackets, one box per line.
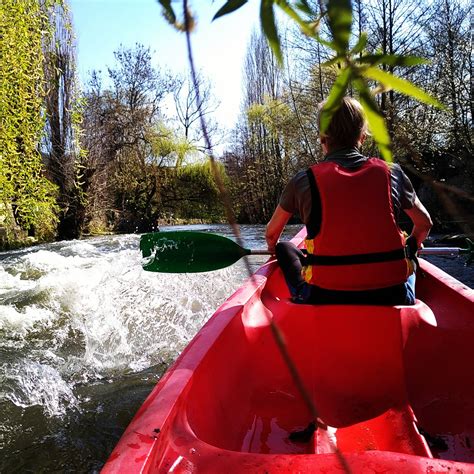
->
[103, 229, 474, 473]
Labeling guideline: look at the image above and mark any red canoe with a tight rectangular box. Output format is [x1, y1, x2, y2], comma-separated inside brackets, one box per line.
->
[103, 229, 474, 473]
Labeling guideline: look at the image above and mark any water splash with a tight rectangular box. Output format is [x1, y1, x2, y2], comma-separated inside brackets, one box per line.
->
[2, 360, 79, 417]
[0, 232, 250, 419]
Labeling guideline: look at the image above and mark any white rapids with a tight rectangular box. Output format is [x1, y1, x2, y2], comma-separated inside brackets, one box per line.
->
[0, 229, 263, 418]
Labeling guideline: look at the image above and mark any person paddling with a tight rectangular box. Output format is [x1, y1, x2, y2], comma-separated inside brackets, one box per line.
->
[265, 96, 433, 305]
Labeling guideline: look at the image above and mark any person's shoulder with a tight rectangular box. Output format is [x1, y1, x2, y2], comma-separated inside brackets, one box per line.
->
[369, 158, 403, 175]
[388, 161, 404, 172]
[387, 161, 412, 181]
[285, 169, 309, 186]
[280, 169, 310, 212]
[294, 168, 309, 180]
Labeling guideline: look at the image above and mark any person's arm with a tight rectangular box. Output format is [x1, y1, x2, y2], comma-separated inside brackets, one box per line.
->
[404, 196, 433, 247]
[265, 205, 292, 253]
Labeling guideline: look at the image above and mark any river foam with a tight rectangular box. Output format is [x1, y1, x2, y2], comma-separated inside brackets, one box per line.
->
[0, 233, 249, 418]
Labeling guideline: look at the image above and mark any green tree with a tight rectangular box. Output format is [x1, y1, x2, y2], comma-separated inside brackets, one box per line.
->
[82, 44, 177, 232]
[161, 161, 227, 222]
[0, 0, 58, 246]
[42, 1, 86, 240]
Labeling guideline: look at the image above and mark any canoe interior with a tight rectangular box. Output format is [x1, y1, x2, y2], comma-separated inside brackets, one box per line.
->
[187, 299, 430, 455]
[103, 232, 474, 472]
[405, 259, 474, 461]
[184, 261, 474, 463]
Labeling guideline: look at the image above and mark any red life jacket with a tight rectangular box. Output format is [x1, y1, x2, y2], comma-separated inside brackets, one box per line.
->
[303, 158, 412, 290]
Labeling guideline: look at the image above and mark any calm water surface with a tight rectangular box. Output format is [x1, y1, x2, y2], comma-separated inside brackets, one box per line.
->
[0, 224, 471, 473]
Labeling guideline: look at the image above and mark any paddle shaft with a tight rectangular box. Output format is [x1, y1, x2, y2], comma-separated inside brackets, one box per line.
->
[249, 247, 469, 256]
[419, 247, 467, 256]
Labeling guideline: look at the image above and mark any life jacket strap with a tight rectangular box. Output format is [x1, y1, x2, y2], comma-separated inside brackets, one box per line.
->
[304, 248, 407, 266]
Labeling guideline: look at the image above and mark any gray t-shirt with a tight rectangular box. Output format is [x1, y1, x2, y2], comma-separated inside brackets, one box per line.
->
[279, 148, 416, 227]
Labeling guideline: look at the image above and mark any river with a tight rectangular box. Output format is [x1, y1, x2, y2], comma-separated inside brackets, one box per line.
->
[0, 224, 472, 473]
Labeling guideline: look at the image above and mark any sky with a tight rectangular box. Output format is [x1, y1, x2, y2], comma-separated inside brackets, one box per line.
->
[69, 0, 261, 134]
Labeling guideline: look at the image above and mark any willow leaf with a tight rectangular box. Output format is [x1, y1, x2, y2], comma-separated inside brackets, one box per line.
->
[351, 32, 367, 55]
[275, 0, 315, 36]
[357, 54, 428, 67]
[354, 80, 392, 162]
[260, 0, 283, 65]
[315, 34, 336, 50]
[295, 0, 315, 16]
[157, 0, 176, 25]
[327, 0, 352, 54]
[321, 55, 344, 67]
[363, 67, 443, 108]
[319, 67, 352, 134]
[213, 0, 248, 20]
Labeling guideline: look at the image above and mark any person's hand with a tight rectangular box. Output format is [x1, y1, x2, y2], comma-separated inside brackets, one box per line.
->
[266, 236, 277, 254]
[406, 235, 419, 257]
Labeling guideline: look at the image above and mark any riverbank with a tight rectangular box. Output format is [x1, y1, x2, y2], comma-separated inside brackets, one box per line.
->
[2, 220, 473, 254]
[0, 231, 39, 252]
[0, 217, 228, 252]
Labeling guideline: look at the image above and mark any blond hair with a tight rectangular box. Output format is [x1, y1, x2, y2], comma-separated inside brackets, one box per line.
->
[318, 97, 368, 149]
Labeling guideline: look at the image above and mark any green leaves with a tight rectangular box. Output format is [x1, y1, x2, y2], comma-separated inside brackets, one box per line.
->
[273, 0, 317, 37]
[293, 1, 314, 16]
[213, 0, 248, 20]
[214, 0, 319, 65]
[362, 67, 444, 108]
[354, 79, 392, 162]
[157, 0, 176, 25]
[260, 0, 282, 64]
[357, 54, 428, 68]
[319, 67, 352, 134]
[351, 32, 367, 55]
[327, 0, 352, 54]
[303, 0, 442, 163]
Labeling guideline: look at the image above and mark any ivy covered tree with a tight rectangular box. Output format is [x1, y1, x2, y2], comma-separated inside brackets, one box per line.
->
[0, 0, 59, 246]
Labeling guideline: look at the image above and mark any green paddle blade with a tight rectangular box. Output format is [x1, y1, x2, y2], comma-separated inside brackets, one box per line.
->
[140, 231, 251, 273]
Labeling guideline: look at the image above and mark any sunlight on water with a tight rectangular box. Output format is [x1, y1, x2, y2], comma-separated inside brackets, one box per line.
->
[3, 360, 79, 417]
[0, 231, 255, 419]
